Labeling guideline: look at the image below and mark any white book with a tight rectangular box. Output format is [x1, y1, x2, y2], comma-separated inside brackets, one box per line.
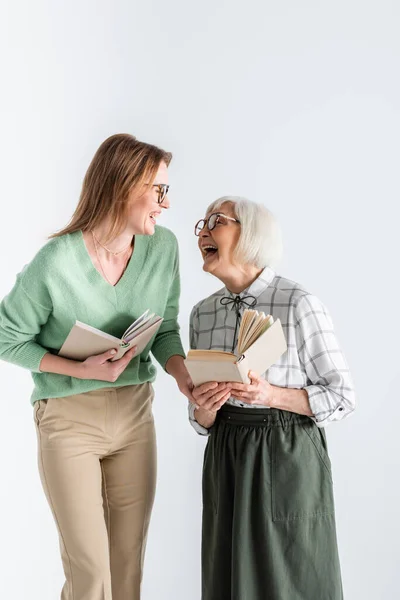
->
[59, 310, 163, 361]
[185, 310, 287, 386]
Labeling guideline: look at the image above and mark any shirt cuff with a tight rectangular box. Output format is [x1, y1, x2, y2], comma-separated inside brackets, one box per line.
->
[305, 385, 353, 427]
[188, 402, 210, 436]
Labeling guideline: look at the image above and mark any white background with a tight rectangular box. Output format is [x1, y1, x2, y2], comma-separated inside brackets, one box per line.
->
[0, 1, 399, 598]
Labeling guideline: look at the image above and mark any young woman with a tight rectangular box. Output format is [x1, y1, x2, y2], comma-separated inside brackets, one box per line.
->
[189, 196, 355, 600]
[0, 133, 191, 600]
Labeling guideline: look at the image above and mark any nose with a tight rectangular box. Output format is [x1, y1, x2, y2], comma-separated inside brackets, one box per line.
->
[199, 226, 210, 238]
[160, 194, 170, 209]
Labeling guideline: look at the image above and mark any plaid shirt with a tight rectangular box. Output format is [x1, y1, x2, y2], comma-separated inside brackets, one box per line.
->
[188, 267, 356, 435]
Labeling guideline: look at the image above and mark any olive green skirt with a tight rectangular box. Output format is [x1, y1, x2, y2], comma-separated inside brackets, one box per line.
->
[202, 404, 343, 600]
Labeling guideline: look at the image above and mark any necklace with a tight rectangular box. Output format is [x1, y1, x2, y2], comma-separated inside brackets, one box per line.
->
[92, 231, 132, 286]
[91, 230, 132, 256]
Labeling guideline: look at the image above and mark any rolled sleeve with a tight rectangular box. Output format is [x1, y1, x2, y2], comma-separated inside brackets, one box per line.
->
[188, 401, 210, 436]
[295, 294, 356, 427]
[187, 305, 211, 435]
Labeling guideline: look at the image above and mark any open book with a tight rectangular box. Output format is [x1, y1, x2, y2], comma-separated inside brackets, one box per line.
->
[185, 309, 287, 386]
[59, 310, 163, 361]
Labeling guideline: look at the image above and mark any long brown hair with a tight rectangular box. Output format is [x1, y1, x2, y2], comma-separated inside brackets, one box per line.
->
[51, 133, 172, 242]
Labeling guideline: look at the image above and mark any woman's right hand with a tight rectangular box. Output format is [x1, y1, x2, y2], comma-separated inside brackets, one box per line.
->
[192, 381, 232, 413]
[77, 346, 137, 382]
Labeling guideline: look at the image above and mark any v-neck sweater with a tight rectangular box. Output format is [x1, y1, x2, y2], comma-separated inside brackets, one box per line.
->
[0, 227, 185, 404]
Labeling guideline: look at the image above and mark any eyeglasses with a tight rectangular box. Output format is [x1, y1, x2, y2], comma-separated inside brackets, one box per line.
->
[152, 184, 169, 204]
[194, 213, 241, 236]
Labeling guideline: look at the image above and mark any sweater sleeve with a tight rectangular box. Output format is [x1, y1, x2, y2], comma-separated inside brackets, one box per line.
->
[151, 244, 185, 370]
[0, 270, 52, 372]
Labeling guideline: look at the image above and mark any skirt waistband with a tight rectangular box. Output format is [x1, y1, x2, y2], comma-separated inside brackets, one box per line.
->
[217, 403, 311, 427]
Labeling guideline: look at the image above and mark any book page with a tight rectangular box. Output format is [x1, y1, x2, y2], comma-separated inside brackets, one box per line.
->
[240, 312, 265, 352]
[124, 315, 161, 342]
[186, 349, 237, 362]
[240, 314, 274, 354]
[238, 310, 258, 351]
[237, 310, 274, 355]
[123, 310, 151, 339]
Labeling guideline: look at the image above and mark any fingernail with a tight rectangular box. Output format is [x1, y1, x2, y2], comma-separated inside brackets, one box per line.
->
[110, 349, 117, 355]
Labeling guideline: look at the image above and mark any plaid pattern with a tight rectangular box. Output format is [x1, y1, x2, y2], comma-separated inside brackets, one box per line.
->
[188, 267, 355, 435]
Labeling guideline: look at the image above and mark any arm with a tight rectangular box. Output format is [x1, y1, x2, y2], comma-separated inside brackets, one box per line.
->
[151, 250, 185, 371]
[294, 293, 356, 426]
[0, 270, 137, 381]
[230, 294, 355, 427]
[186, 306, 231, 435]
[0, 272, 52, 372]
[150, 245, 191, 398]
[270, 385, 313, 415]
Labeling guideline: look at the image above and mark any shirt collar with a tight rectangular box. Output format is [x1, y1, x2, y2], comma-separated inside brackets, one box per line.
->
[224, 266, 276, 308]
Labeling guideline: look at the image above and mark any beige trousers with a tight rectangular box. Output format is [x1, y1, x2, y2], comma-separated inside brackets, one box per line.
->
[34, 383, 157, 600]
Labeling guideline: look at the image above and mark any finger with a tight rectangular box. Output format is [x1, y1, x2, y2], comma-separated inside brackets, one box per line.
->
[205, 383, 231, 399]
[231, 384, 254, 394]
[248, 371, 261, 383]
[97, 348, 117, 363]
[122, 346, 138, 362]
[113, 346, 137, 373]
[204, 388, 231, 411]
[194, 383, 230, 403]
[211, 391, 231, 411]
[196, 381, 219, 394]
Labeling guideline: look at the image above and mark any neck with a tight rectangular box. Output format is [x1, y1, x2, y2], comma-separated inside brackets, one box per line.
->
[219, 264, 263, 295]
[91, 221, 134, 254]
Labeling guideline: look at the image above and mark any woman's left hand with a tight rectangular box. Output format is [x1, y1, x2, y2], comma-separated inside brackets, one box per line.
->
[165, 355, 196, 404]
[230, 371, 274, 406]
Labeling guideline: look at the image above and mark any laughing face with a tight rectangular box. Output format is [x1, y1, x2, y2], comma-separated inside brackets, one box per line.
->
[198, 202, 242, 278]
[127, 161, 169, 235]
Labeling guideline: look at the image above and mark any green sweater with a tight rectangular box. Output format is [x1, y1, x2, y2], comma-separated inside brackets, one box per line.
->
[0, 227, 185, 404]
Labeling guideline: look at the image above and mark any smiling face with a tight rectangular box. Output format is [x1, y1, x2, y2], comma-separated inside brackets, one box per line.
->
[198, 202, 242, 278]
[126, 161, 170, 235]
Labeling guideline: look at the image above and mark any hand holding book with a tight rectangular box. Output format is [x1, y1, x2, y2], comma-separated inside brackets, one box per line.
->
[59, 310, 163, 362]
[78, 345, 138, 382]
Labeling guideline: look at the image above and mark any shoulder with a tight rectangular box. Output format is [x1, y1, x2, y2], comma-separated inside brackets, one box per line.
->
[20, 235, 70, 282]
[265, 273, 330, 320]
[191, 287, 226, 320]
[268, 274, 324, 309]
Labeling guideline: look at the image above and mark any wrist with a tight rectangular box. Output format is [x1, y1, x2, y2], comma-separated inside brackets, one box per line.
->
[195, 406, 217, 428]
[268, 385, 277, 407]
[72, 360, 85, 379]
[165, 354, 187, 380]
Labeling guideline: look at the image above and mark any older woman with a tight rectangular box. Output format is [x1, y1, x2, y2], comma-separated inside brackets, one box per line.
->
[0, 134, 191, 600]
[189, 196, 355, 600]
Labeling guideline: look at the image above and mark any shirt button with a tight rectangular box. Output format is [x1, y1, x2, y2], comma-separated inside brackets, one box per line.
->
[339, 407, 344, 411]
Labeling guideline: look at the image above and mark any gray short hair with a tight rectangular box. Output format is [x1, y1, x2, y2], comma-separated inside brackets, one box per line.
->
[206, 196, 283, 269]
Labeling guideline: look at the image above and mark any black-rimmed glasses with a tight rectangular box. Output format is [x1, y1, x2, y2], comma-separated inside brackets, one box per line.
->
[152, 184, 169, 204]
[194, 213, 240, 236]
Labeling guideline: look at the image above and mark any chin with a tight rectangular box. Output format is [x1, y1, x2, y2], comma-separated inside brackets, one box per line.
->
[202, 258, 219, 276]
[143, 222, 156, 236]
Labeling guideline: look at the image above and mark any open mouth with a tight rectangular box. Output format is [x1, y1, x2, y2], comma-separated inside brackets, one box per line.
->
[201, 244, 218, 260]
[149, 212, 160, 224]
